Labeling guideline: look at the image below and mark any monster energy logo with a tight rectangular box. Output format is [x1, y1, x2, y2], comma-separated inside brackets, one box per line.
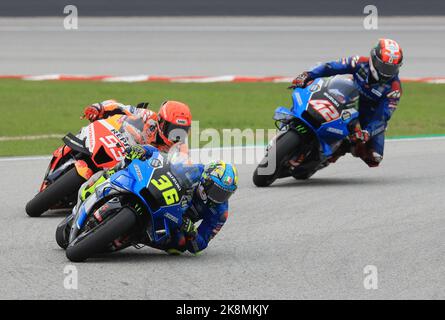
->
[133, 203, 144, 215]
[295, 125, 308, 134]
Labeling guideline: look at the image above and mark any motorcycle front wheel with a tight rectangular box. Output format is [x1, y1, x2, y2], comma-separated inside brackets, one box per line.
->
[252, 130, 301, 187]
[65, 207, 137, 262]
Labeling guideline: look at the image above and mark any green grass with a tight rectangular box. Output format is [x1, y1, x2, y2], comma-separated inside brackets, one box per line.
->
[0, 138, 62, 156]
[0, 79, 444, 156]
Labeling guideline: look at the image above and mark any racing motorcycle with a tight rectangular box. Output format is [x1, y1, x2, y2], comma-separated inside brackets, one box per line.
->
[26, 114, 144, 217]
[55, 148, 200, 262]
[253, 75, 361, 187]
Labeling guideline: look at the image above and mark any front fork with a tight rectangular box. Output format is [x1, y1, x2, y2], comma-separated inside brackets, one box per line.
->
[68, 169, 128, 244]
[273, 127, 313, 169]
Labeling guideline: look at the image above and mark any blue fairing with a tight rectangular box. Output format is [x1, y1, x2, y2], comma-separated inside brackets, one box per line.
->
[76, 206, 88, 229]
[109, 157, 187, 243]
[275, 76, 359, 157]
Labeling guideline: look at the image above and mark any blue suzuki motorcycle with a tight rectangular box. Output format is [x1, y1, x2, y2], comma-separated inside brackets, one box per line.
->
[253, 75, 360, 187]
[56, 149, 201, 262]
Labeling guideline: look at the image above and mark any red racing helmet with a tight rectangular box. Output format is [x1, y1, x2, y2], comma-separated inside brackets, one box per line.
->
[157, 101, 192, 146]
[369, 38, 403, 83]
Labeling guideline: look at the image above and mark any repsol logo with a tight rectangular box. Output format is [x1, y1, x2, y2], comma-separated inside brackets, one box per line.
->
[111, 128, 130, 148]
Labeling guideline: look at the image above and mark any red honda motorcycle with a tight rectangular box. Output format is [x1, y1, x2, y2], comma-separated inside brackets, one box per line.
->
[25, 114, 138, 217]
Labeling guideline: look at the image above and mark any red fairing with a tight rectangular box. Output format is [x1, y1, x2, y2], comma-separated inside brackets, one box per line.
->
[50, 145, 72, 171]
[40, 145, 73, 191]
[89, 120, 127, 168]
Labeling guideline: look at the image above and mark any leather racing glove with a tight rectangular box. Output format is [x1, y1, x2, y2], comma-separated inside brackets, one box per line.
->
[82, 103, 104, 122]
[289, 72, 312, 89]
[124, 145, 147, 161]
[349, 127, 370, 144]
[180, 217, 197, 239]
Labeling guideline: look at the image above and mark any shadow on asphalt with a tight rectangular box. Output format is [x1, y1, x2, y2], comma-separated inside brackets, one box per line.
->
[55, 248, 217, 264]
[266, 176, 402, 188]
[34, 210, 72, 219]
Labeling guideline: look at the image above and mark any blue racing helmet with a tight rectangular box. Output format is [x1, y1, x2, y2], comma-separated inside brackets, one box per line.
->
[200, 161, 238, 204]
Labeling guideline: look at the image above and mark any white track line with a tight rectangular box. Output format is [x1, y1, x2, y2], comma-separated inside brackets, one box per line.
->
[0, 134, 64, 142]
[0, 156, 52, 162]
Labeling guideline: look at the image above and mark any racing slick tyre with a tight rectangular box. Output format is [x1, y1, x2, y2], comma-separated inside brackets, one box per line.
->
[253, 130, 301, 187]
[55, 215, 74, 249]
[65, 208, 137, 262]
[25, 168, 86, 217]
[293, 171, 315, 180]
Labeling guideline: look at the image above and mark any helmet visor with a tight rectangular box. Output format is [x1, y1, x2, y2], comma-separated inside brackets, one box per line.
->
[371, 53, 400, 80]
[159, 119, 190, 143]
[204, 181, 234, 204]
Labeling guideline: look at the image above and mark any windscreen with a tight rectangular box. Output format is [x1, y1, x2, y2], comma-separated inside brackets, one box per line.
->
[326, 75, 359, 109]
[167, 151, 201, 190]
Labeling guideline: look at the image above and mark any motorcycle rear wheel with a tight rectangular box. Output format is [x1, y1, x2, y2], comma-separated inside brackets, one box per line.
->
[25, 167, 86, 217]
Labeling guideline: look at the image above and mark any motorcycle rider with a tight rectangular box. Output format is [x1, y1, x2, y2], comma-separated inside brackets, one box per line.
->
[290, 38, 403, 167]
[77, 144, 239, 256]
[161, 159, 238, 255]
[82, 99, 192, 152]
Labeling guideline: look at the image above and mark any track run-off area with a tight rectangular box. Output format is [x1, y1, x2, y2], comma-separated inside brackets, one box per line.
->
[0, 16, 444, 77]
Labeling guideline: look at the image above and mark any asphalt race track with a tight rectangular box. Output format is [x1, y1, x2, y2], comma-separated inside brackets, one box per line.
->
[0, 17, 444, 77]
[0, 138, 444, 299]
[0, 12, 444, 300]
